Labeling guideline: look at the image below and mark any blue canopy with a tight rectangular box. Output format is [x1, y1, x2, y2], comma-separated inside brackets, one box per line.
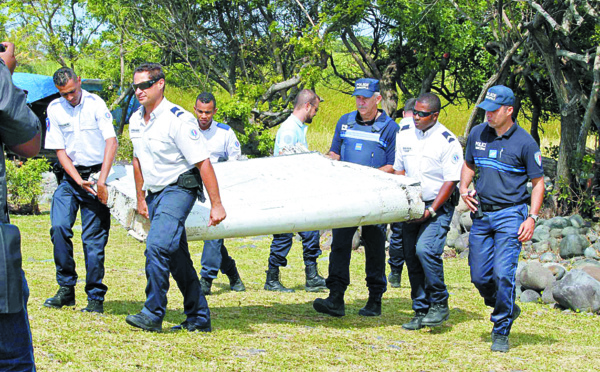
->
[12, 72, 104, 104]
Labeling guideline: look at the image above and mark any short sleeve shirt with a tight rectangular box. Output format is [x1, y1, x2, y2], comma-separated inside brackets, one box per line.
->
[129, 98, 210, 192]
[465, 122, 544, 205]
[394, 121, 463, 201]
[200, 120, 241, 163]
[273, 114, 308, 156]
[45, 89, 116, 166]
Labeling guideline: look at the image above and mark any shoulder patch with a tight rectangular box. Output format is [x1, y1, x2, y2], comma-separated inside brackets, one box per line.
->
[400, 124, 411, 131]
[170, 106, 184, 117]
[534, 151, 542, 167]
[189, 128, 201, 140]
[442, 131, 456, 143]
[216, 122, 231, 131]
[46, 118, 50, 132]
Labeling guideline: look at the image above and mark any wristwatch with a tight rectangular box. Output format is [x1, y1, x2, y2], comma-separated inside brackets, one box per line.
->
[427, 206, 437, 218]
[528, 214, 539, 222]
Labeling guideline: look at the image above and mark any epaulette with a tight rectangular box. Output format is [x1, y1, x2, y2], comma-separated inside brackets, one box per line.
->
[170, 106, 185, 118]
[216, 122, 231, 131]
[400, 124, 411, 131]
[441, 131, 456, 143]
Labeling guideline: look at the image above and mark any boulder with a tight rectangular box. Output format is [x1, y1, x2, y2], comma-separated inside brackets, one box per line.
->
[532, 226, 551, 243]
[586, 230, 599, 243]
[552, 269, 600, 313]
[533, 241, 551, 254]
[581, 266, 600, 282]
[560, 234, 589, 259]
[548, 237, 560, 251]
[454, 232, 470, 254]
[520, 261, 555, 291]
[520, 289, 541, 303]
[460, 212, 473, 232]
[549, 229, 563, 238]
[547, 216, 571, 229]
[585, 246, 600, 260]
[580, 227, 590, 235]
[540, 252, 558, 263]
[516, 261, 527, 281]
[446, 228, 460, 248]
[572, 258, 600, 269]
[562, 226, 579, 237]
[543, 262, 567, 280]
[593, 240, 600, 251]
[450, 210, 462, 234]
[541, 281, 558, 304]
[458, 248, 469, 260]
[569, 214, 585, 228]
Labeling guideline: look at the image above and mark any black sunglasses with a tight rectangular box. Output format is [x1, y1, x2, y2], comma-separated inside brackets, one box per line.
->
[413, 110, 438, 118]
[132, 77, 161, 91]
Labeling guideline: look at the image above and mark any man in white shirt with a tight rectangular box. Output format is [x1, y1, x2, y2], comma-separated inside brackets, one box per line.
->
[265, 89, 326, 293]
[125, 63, 225, 333]
[193, 92, 245, 295]
[43, 67, 118, 314]
[393, 93, 463, 330]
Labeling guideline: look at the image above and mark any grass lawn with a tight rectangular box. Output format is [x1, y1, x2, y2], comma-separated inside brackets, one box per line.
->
[13, 213, 600, 371]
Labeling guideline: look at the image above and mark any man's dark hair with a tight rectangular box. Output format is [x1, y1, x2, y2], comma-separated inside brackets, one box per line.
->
[196, 92, 216, 107]
[133, 62, 166, 81]
[403, 98, 417, 113]
[53, 67, 77, 87]
[416, 93, 441, 112]
[294, 89, 319, 109]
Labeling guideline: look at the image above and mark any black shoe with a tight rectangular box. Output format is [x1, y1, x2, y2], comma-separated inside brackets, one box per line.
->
[171, 320, 212, 333]
[200, 277, 212, 296]
[402, 311, 427, 330]
[313, 291, 345, 317]
[388, 269, 402, 288]
[358, 293, 382, 316]
[43, 286, 75, 308]
[81, 299, 104, 313]
[491, 305, 521, 341]
[226, 268, 246, 292]
[491, 334, 510, 352]
[264, 267, 294, 292]
[305, 264, 327, 292]
[421, 300, 449, 327]
[126, 312, 162, 332]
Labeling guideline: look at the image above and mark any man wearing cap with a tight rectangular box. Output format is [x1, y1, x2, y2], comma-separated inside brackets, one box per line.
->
[313, 78, 399, 317]
[460, 85, 544, 352]
[394, 93, 463, 331]
[265, 89, 326, 293]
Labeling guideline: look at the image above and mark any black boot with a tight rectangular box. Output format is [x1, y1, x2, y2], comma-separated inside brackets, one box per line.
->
[388, 268, 402, 288]
[421, 299, 450, 327]
[305, 264, 327, 292]
[358, 292, 382, 316]
[402, 311, 427, 330]
[81, 299, 104, 313]
[313, 291, 345, 317]
[43, 286, 75, 308]
[264, 267, 294, 292]
[200, 277, 212, 296]
[226, 266, 246, 292]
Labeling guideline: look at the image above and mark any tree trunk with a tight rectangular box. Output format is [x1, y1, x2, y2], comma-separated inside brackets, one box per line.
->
[380, 62, 398, 119]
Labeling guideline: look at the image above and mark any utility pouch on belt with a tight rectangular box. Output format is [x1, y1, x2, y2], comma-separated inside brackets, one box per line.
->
[177, 168, 206, 203]
[450, 187, 460, 207]
[474, 193, 484, 219]
[0, 223, 23, 313]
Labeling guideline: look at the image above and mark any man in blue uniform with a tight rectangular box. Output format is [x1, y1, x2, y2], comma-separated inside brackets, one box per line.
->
[460, 85, 544, 352]
[44, 67, 118, 314]
[313, 78, 399, 317]
[193, 92, 245, 295]
[394, 93, 463, 330]
[265, 89, 326, 293]
[0, 41, 41, 372]
[125, 63, 226, 332]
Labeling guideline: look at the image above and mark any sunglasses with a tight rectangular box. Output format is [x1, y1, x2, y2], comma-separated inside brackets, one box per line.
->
[132, 77, 161, 91]
[413, 110, 438, 118]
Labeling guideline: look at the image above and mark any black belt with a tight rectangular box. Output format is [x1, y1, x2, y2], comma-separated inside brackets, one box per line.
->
[75, 164, 102, 173]
[480, 202, 521, 212]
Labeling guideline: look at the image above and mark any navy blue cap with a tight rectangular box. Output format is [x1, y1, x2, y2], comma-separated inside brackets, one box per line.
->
[352, 78, 380, 98]
[477, 85, 515, 111]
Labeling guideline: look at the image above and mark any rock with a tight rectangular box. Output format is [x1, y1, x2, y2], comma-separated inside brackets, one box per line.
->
[585, 247, 600, 260]
[533, 241, 551, 254]
[548, 237, 560, 251]
[560, 234, 589, 259]
[40, 171, 58, 206]
[572, 258, 600, 269]
[579, 227, 590, 235]
[352, 228, 361, 250]
[542, 281, 558, 304]
[540, 252, 558, 263]
[516, 261, 527, 281]
[593, 241, 600, 251]
[530, 253, 539, 260]
[521, 240, 533, 254]
[532, 227, 551, 243]
[594, 223, 600, 234]
[450, 211, 462, 233]
[562, 226, 579, 237]
[547, 216, 571, 229]
[446, 228, 460, 248]
[552, 269, 600, 313]
[458, 248, 469, 260]
[543, 262, 567, 280]
[460, 212, 473, 232]
[581, 266, 600, 282]
[454, 232, 470, 254]
[520, 289, 541, 303]
[520, 261, 555, 291]
[550, 229, 563, 238]
[569, 214, 585, 228]
[586, 230, 599, 243]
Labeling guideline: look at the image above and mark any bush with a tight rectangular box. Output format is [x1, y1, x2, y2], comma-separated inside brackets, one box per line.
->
[5, 158, 51, 214]
[116, 133, 134, 163]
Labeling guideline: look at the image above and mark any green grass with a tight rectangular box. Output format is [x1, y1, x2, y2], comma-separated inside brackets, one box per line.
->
[13, 213, 600, 371]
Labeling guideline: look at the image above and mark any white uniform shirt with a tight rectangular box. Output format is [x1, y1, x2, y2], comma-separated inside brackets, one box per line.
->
[394, 121, 463, 202]
[273, 114, 308, 156]
[200, 120, 241, 163]
[45, 89, 116, 166]
[129, 98, 210, 192]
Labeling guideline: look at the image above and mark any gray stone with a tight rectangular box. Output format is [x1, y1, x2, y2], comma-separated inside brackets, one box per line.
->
[581, 266, 600, 282]
[547, 216, 571, 229]
[460, 212, 473, 232]
[562, 226, 580, 237]
[543, 262, 567, 280]
[593, 241, 600, 251]
[572, 258, 600, 269]
[549, 229, 563, 238]
[585, 247, 600, 260]
[548, 237, 560, 251]
[532, 227, 551, 243]
[542, 281, 558, 304]
[454, 232, 470, 254]
[521, 240, 533, 254]
[458, 248, 469, 260]
[586, 230, 599, 243]
[540, 252, 558, 263]
[552, 269, 600, 313]
[446, 229, 460, 248]
[520, 289, 541, 303]
[520, 261, 556, 291]
[450, 210, 462, 234]
[516, 261, 527, 281]
[569, 214, 585, 228]
[530, 253, 540, 260]
[560, 234, 589, 259]
[580, 227, 590, 235]
[533, 241, 551, 254]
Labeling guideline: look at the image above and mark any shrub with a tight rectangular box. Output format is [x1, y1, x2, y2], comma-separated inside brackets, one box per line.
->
[5, 158, 51, 214]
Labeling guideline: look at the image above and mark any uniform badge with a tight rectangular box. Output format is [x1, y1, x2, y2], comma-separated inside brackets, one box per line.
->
[402, 147, 411, 152]
[105, 111, 112, 119]
[451, 153, 460, 164]
[534, 151, 542, 167]
[341, 124, 348, 131]
[355, 143, 362, 151]
[235, 141, 240, 148]
[488, 149, 497, 159]
[189, 128, 200, 140]
[46, 118, 50, 132]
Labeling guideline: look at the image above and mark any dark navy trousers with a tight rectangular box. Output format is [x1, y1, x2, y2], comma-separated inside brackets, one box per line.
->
[469, 203, 527, 336]
[326, 225, 387, 295]
[50, 178, 110, 301]
[388, 222, 404, 272]
[141, 185, 210, 326]
[268, 231, 321, 268]
[0, 271, 35, 371]
[200, 239, 236, 279]
[403, 203, 453, 312]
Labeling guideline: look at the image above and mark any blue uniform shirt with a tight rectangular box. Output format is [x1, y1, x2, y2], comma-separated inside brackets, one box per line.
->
[465, 122, 544, 205]
[330, 110, 399, 168]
